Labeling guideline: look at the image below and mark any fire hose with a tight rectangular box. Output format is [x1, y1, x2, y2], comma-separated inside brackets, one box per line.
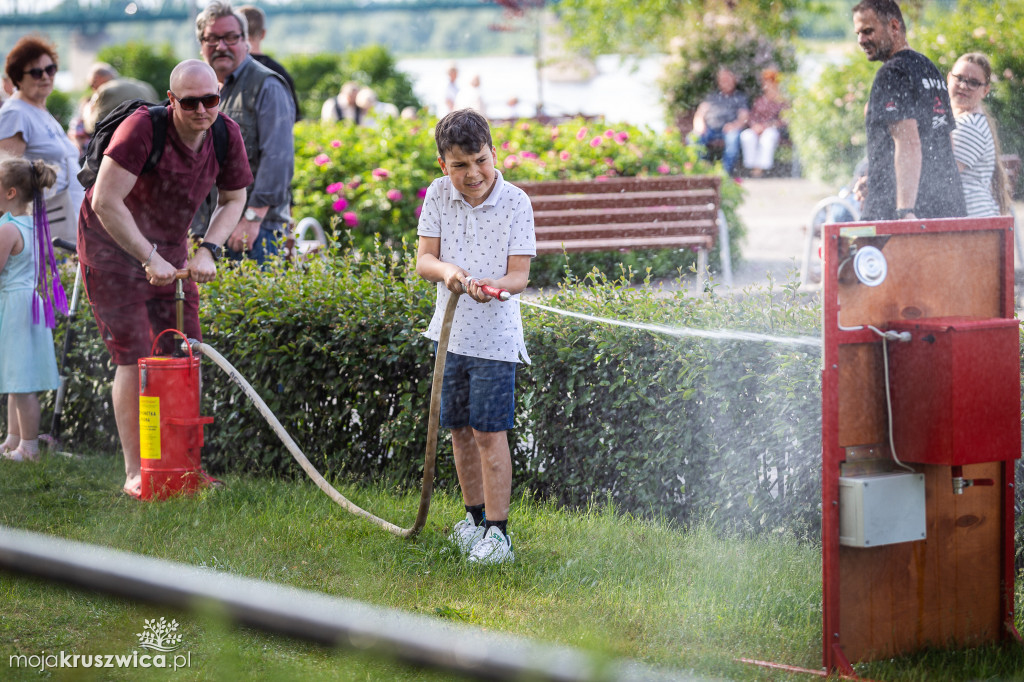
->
[188, 276, 510, 538]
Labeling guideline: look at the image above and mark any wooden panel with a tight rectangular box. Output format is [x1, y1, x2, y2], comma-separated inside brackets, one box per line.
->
[837, 344, 886, 447]
[837, 232, 1003, 326]
[535, 221, 716, 240]
[839, 464, 1003, 661]
[830, 224, 1010, 667]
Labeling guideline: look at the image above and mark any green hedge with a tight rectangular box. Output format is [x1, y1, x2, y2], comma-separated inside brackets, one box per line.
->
[292, 116, 745, 287]
[45, 246, 822, 536]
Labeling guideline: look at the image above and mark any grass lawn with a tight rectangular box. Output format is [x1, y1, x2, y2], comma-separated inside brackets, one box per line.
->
[1, 452, 1023, 680]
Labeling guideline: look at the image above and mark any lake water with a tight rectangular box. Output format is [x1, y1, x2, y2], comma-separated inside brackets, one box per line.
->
[397, 54, 668, 131]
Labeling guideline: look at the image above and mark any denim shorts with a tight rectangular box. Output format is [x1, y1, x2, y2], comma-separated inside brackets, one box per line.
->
[435, 347, 517, 432]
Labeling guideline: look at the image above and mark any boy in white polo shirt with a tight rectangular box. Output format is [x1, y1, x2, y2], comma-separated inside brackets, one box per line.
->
[415, 109, 536, 565]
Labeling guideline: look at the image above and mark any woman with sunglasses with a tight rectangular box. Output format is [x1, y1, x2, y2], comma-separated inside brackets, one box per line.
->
[0, 36, 84, 243]
[947, 52, 1013, 218]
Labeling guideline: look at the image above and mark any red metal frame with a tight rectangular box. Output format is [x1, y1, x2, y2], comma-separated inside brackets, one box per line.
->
[821, 216, 1018, 674]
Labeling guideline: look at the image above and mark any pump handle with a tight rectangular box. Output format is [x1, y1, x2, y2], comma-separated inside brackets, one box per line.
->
[174, 269, 191, 281]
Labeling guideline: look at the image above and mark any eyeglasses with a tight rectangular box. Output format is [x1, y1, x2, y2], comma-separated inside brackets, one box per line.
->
[201, 32, 242, 47]
[23, 64, 57, 80]
[950, 73, 986, 90]
[171, 92, 221, 111]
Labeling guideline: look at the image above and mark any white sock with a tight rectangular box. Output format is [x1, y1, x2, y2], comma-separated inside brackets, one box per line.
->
[2, 434, 19, 451]
[17, 439, 39, 458]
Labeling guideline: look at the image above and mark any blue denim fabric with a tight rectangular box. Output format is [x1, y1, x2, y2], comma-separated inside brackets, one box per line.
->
[226, 222, 287, 266]
[698, 128, 742, 176]
[434, 348, 517, 432]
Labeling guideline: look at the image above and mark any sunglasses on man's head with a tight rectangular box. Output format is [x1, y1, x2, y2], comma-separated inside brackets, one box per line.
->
[24, 64, 57, 80]
[171, 93, 221, 111]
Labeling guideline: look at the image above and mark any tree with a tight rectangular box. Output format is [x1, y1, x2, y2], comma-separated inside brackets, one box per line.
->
[552, 0, 801, 128]
[553, 0, 801, 59]
[96, 41, 178, 95]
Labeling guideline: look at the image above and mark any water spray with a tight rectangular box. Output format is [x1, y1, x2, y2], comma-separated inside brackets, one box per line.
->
[143, 269, 817, 536]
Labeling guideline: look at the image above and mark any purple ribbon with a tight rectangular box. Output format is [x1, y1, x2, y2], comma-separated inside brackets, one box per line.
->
[31, 194, 68, 328]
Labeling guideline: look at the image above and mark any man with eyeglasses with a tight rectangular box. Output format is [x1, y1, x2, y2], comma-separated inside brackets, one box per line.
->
[192, 0, 295, 264]
[77, 59, 253, 498]
[852, 0, 965, 221]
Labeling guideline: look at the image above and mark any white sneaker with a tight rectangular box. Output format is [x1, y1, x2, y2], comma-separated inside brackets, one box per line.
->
[468, 525, 515, 565]
[447, 512, 486, 555]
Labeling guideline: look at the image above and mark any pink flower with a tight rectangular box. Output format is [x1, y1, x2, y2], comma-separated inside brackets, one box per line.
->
[372, 168, 389, 179]
[348, 179, 362, 189]
[683, 161, 694, 171]
[657, 163, 671, 174]
[590, 136, 603, 148]
[386, 189, 403, 201]
[615, 132, 629, 144]
[332, 197, 349, 212]
[414, 205, 423, 218]
[604, 129, 616, 138]
[521, 151, 538, 160]
[501, 141, 512, 151]
[314, 153, 330, 167]
[417, 186, 428, 199]
[519, 123, 530, 131]
[595, 175, 610, 182]
[575, 127, 588, 141]
[504, 155, 519, 169]
[330, 139, 342, 148]
[550, 126, 560, 139]
[604, 157, 615, 167]
[559, 151, 571, 161]
[342, 211, 359, 227]
[326, 182, 344, 194]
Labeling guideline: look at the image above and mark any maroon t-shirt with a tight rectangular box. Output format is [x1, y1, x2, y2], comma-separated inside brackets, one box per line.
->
[78, 106, 253, 278]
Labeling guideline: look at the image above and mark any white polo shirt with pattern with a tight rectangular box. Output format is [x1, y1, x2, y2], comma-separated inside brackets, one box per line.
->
[417, 170, 536, 364]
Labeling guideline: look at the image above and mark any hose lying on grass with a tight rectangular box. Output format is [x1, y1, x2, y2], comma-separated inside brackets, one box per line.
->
[194, 291, 461, 538]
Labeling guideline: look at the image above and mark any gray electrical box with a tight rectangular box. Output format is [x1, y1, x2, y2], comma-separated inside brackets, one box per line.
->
[839, 472, 926, 547]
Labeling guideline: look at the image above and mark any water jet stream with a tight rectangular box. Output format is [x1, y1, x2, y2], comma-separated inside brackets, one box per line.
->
[517, 299, 823, 348]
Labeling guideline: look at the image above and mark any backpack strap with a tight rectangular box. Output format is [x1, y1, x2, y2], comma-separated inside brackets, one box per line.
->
[141, 105, 168, 174]
[211, 114, 228, 166]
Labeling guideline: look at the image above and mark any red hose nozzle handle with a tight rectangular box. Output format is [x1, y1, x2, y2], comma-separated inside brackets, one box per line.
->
[462, 278, 511, 302]
[479, 284, 511, 301]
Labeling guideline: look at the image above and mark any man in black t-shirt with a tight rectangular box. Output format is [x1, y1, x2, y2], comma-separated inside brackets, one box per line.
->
[852, 0, 965, 221]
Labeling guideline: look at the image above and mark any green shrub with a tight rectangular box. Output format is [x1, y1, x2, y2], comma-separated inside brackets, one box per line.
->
[96, 41, 178, 96]
[787, 57, 878, 185]
[660, 18, 798, 132]
[293, 116, 744, 287]
[281, 45, 420, 122]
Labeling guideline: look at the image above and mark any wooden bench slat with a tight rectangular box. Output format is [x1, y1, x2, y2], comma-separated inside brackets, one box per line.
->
[530, 189, 719, 211]
[536, 221, 717, 240]
[534, 206, 715, 226]
[515, 175, 722, 195]
[535, 235, 713, 255]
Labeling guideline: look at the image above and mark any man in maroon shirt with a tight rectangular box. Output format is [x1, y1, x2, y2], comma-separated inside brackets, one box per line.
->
[78, 59, 252, 498]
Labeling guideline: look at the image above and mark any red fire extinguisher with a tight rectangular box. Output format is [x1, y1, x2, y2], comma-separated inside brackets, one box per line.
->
[137, 276, 215, 500]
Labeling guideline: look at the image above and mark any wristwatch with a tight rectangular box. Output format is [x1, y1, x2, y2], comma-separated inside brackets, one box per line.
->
[198, 241, 223, 261]
[244, 208, 260, 222]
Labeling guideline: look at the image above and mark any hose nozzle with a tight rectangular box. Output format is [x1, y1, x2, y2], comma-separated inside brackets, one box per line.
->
[463, 278, 511, 301]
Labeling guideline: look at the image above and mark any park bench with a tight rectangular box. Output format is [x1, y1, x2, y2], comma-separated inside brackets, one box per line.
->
[514, 175, 733, 291]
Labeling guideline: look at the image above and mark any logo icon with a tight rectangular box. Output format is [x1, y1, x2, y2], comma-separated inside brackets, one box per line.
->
[135, 617, 184, 652]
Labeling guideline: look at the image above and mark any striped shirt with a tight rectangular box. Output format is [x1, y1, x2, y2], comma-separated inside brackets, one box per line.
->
[951, 112, 1000, 217]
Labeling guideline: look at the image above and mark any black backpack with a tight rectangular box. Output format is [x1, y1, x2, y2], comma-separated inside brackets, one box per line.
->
[78, 98, 228, 189]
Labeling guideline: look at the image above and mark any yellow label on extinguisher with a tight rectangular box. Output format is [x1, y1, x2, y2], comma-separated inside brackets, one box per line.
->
[139, 395, 161, 460]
